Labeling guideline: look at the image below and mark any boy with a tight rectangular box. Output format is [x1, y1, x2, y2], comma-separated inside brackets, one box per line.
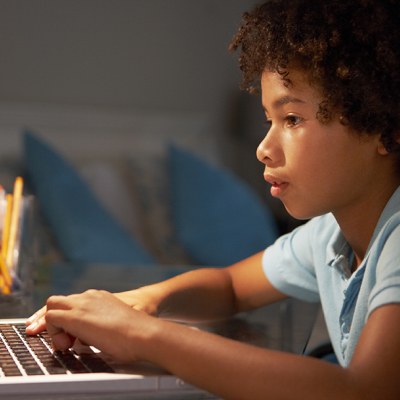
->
[26, 0, 400, 398]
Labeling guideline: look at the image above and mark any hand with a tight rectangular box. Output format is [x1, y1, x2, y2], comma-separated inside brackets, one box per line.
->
[113, 287, 160, 316]
[43, 289, 157, 362]
[26, 286, 160, 336]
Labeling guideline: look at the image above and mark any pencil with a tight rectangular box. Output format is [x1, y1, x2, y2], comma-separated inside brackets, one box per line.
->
[0, 252, 12, 290]
[0, 274, 5, 295]
[1, 194, 13, 265]
[6, 177, 23, 275]
[0, 185, 6, 233]
[0, 258, 11, 294]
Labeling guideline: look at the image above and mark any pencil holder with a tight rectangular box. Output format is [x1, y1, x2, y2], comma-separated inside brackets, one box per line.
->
[0, 196, 36, 318]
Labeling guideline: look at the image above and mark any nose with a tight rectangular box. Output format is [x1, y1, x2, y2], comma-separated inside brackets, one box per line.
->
[256, 127, 282, 166]
[256, 131, 273, 165]
[256, 137, 268, 165]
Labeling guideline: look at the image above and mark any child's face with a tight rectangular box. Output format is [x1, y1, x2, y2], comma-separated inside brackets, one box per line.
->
[257, 69, 385, 220]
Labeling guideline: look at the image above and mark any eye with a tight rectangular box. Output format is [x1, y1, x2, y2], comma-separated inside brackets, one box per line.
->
[284, 114, 303, 128]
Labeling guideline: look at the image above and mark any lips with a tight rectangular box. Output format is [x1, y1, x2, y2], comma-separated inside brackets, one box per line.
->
[264, 174, 288, 197]
[264, 173, 285, 186]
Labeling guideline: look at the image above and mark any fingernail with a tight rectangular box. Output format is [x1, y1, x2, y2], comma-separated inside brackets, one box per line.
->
[26, 314, 37, 324]
[26, 321, 37, 332]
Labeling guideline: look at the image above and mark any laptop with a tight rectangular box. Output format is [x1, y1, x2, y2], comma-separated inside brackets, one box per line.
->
[0, 299, 320, 400]
[0, 318, 215, 399]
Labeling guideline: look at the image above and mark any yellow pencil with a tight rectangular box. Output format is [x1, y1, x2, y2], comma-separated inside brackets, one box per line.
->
[0, 185, 5, 233]
[6, 177, 23, 274]
[0, 263, 10, 294]
[0, 274, 5, 295]
[0, 253, 11, 291]
[1, 194, 13, 262]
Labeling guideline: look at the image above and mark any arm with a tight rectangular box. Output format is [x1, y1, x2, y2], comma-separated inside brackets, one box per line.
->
[149, 304, 400, 400]
[26, 251, 286, 332]
[120, 251, 287, 321]
[43, 292, 400, 400]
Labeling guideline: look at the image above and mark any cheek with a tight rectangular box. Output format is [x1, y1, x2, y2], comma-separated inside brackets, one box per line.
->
[286, 136, 351, 187]
[285, 138, 328, 175]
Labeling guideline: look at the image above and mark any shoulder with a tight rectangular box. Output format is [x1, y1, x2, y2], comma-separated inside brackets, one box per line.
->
[380, 210, 400, 235]
[307, 213, 338, 237]
[367, 211, 400, 308]
[261, 214, 338, 302]
[372, 210, 400, 257]
[354, 210, 400, 299]
[265, 214, 338, 261]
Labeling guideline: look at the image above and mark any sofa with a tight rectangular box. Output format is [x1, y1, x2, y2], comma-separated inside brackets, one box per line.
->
[0, 103, 279, 297]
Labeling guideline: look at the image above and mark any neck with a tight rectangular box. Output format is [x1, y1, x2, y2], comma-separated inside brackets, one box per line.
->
[334, 179, 399, 269]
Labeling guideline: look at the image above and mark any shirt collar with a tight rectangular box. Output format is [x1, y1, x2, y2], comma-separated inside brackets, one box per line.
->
[326, 228, 353, 277]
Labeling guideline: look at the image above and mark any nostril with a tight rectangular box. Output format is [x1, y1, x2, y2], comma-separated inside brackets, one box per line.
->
[256, 143, 270, 164]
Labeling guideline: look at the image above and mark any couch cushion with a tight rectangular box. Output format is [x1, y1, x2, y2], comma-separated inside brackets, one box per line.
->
[169, 143, 278, 266]
[127, 153, 192, 265]
[23, 130, 154, 265]
[79, 160, 147, 247]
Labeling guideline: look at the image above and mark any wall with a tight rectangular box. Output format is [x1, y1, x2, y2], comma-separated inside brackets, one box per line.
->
[0, 0, 257, 115]
[0, 0, 266, 173]
[0, 0, 293, 229]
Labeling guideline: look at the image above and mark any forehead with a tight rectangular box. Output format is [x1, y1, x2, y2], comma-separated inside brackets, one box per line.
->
[261, 70, 323, 109]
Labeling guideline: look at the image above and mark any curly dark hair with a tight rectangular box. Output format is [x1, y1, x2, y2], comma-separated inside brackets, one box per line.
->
[230, 0, 400, 153]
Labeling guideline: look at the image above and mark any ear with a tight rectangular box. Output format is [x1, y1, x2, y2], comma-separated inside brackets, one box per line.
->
[378, 132, 400, 155]
[377, 139, 390, 155]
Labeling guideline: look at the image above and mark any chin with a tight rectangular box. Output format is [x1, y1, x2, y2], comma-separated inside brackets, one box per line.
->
[283, 203, 322, 221]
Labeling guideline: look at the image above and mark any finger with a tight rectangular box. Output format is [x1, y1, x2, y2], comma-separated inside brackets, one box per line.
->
[46, 295, 72, 311]
[45, 296, 76, 350]
[25, 315, 47, 335]
[51, 330, 76, 351]
[26, 296, 70, 336]
[45, 310, 76, 351]
[26, 305, 46, 326]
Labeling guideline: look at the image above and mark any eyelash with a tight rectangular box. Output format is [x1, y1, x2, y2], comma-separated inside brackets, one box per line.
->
[285, 115, 303, 127]
[263, 115, 303, 130]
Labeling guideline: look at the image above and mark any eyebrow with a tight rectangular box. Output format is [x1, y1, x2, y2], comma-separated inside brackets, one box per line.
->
[264, 95, 306, 113]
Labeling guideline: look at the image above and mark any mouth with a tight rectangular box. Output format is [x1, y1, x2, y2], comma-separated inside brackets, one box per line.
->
[264, 174, 286, 186]
[264, 174, 288, 197]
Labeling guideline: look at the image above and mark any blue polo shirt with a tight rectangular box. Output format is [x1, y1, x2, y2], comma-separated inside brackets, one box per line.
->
[263, 186, 400, 366]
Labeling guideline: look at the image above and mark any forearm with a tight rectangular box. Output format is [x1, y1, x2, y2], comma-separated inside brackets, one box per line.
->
[140, 318, 357, 400]
[118, 251, 285, 322]
[42, 290, 352, 399]
[122, 267, 237, 322]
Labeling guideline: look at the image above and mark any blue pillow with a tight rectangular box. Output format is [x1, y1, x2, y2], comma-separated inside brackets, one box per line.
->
[23, 131, 154, 265]
[168, 144, 278, 266]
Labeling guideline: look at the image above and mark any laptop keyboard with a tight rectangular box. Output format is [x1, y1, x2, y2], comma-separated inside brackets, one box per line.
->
[0, 323, 114, 377]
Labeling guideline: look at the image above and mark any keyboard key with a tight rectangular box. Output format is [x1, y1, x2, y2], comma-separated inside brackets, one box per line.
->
[0, 323, 116, 377]
[79, 353, 114, 373]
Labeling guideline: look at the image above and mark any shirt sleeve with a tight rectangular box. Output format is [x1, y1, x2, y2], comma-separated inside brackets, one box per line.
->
[262, 217, 323, 302]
